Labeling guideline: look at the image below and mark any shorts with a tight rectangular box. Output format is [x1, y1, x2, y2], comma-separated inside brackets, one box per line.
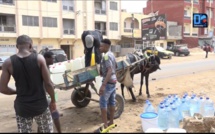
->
[16, 108, 53, 133]
[99, 83, 116, 109]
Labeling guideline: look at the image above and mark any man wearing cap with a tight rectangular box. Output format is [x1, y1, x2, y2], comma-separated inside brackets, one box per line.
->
[98, 39, 117, 130]
[81, 30, 103, 67]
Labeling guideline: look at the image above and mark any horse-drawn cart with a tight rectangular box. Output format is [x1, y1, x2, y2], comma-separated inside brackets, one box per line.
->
[53, 55, 145, 119]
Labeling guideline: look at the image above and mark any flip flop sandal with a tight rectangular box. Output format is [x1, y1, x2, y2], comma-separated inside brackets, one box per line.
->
[94, 126, 103, 133]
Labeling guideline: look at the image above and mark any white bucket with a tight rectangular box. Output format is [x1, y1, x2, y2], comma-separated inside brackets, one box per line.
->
[145, 128, 164, 133]
[140, 112, 158, 132]
[166, 128, 186, 133]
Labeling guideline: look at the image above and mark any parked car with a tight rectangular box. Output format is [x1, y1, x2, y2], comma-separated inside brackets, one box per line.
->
[39, 48, 68, 63]
[0, 52, 15, 70]
[167, 45, 190, 56]
[142, 46, 174, 59]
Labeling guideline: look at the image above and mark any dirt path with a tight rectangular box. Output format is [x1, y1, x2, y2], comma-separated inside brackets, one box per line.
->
[0, 50, 215, 133]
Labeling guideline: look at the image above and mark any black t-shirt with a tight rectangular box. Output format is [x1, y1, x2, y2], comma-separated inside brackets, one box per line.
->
[10, 53, 48, 117]
[81, 30, 103, 67]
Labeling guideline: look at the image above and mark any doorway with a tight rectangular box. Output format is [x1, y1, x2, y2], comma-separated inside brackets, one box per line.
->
[61, 45, 71, 60]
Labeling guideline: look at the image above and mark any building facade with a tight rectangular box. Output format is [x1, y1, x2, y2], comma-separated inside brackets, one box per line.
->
[0, 0, 121, 59]
[143, 0, 215, 48]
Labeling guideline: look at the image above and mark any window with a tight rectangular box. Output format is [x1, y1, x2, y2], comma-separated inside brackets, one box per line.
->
[184, 10, 188, 16]
[0, 0, 14, 4]
[110, 2, 117, 10]
[62, 0, 74, 12]
[193, 0, 198, 3]
[42, 0, 57, 2]
[22, 15, 39, 26]
[110, 22, 118, 31]
[124, 22, 126, 28]
[43, 17, 57, 27]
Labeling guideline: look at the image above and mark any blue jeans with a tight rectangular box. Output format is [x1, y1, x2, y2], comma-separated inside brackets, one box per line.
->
[99, 83, 116, 109]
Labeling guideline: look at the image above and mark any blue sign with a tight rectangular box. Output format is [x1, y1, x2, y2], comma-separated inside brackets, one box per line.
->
[193, 13, 208, 28]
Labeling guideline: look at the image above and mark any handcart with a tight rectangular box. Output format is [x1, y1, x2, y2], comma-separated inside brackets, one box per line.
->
[54, 56, 145, 119]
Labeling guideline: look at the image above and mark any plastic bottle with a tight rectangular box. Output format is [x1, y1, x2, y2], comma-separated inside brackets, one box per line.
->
[180, 100, 191, 118]
[184, 94, 191, 107]
[168, 107, 180, 128]
[174, 97, 183, 121]
[157, 102, 165, 113]
[143, 100, 150, 112]
[189, 96, 199, 117]
[165, 105, 172, 115]
[199, 96, 205, 116]
[145, 101, 155, 113]
[204, 97, 215, 117]
[166, 95, 173, 105]
[158, 106, 168, 130]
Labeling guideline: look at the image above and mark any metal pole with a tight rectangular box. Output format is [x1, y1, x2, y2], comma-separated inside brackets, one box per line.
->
[132, 13, 134, 48]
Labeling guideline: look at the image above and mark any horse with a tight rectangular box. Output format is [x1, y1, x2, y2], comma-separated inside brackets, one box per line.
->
[120, 51, 161, 101]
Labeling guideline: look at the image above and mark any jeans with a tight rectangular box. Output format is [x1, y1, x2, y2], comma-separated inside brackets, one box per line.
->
[99, 83, 116, 109]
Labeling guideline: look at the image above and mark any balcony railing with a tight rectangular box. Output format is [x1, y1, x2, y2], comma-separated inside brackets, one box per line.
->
[0, 0, 14, 5]
[95, 29, 106, 35]
[124, 28, 132, 33]
[63, 29, 75, 35]
[0, 25, 16, 32]
[95, 9, 106, 15]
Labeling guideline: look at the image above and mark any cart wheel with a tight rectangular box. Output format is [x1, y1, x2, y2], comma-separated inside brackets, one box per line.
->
[71, 87, 91, 108]
[107, 94, 125, 119]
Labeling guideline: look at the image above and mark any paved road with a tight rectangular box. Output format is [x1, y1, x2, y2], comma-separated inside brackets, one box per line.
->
[132, 58, 215, 84]
[1, 58, 215, 96]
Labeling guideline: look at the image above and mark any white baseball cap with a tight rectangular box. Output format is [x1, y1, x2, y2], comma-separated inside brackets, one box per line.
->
[85, 35, 94, 48]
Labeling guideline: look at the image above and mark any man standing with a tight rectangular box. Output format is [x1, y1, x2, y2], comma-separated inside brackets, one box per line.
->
[0, 35, 56, 133]
[98, 39, 117, 129]
[41, 51, 62, 133]
[204, 43, 210, 58]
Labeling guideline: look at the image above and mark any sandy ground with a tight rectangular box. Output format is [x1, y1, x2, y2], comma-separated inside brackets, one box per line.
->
[0, 48, 215, 133]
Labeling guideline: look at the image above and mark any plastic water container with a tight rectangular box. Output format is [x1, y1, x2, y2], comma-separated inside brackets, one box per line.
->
[72, 57, 83, 71]
[143, 100, 150, 112]
[81, 55, 85, 68]
[145, 103, 155, 113]
[168, 107, 179, 128]
[158, 106, 168, 130]
[199, 97, 205, 116]
[180, 100, 191, 118]
[189, 96, 199, 117]
[157, 102, 165, 113]
[49, 63, 66, 85]
[174, 97, 183, 121]
[204, 97, 215, 117]
[166, 128, 186, 133]
[140, 112, 158, 132]
[64, 60, 74, 71]
[145, 128, 164, 133]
